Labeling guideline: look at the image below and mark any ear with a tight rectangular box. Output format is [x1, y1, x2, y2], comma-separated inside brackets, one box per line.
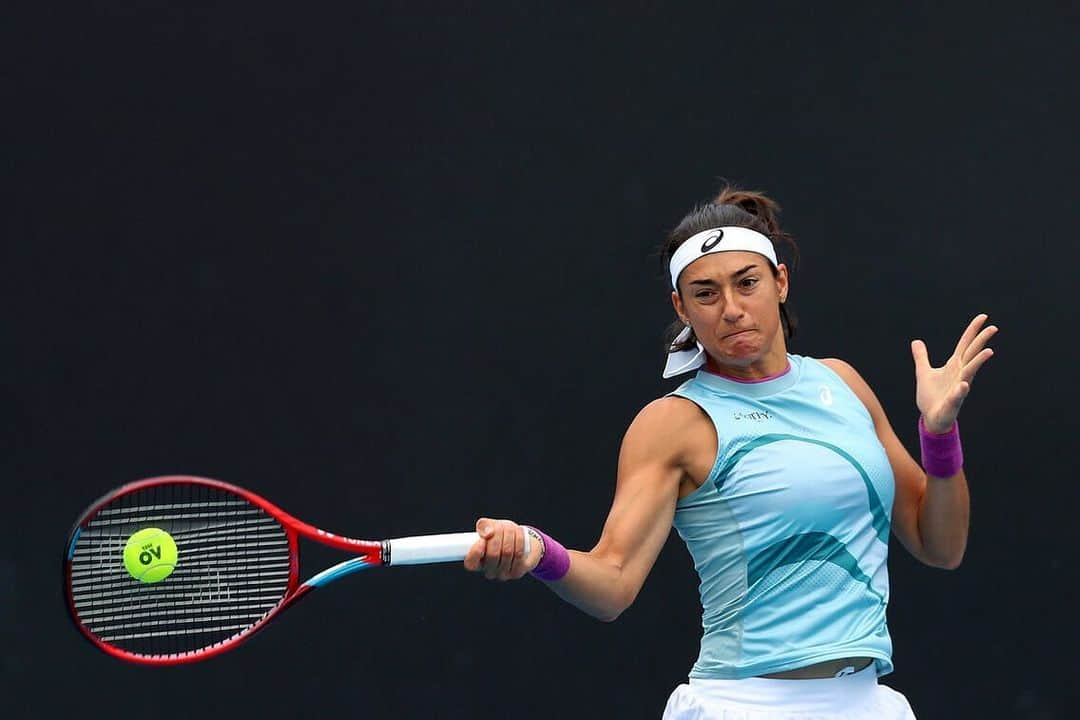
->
[671, 290, 688, 324]
[775, 263, 790, 302]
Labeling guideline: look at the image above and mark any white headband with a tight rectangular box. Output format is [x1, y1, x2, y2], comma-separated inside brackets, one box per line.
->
[663, 226, 778, 379]
[668, 226, 778, 292]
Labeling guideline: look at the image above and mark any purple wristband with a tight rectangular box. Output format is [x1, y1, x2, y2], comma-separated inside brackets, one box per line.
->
[526, 527, 570, 582]
[919, 417, 963, 478]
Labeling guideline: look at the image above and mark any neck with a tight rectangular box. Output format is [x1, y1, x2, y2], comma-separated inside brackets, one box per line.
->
[705, 353, 790, 382]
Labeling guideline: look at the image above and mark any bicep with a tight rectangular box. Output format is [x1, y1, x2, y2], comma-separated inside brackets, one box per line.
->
[589, 400, 686, 595]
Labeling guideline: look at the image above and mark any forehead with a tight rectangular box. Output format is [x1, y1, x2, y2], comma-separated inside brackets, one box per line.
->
[680, 250, 770, 282]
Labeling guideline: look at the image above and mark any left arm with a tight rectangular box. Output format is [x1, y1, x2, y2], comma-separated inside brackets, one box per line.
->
[822, 313, 997, 570]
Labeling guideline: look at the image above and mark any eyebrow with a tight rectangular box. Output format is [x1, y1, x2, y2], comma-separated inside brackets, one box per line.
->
[686, 264, 759, 286]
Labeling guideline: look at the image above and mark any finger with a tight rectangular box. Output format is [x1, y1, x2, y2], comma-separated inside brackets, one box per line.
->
[483, 553, 499, 580]
[911, 339, 930, 372]
[484, 527, 504, 579]
[467, 518, 493, 572]
[953, 313, 988, 358]
[476, 518, 495, 539]
[961, 347, 995, 382]
[496, 525, 517, 577]
[501, 524, 523, 578]
[463, 538, 486, 572]
[962, 325, 998, 364]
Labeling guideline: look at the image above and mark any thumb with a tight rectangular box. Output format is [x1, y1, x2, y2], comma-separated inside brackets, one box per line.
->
[911, 339, 929, 371]
[476, 518, 495, 537]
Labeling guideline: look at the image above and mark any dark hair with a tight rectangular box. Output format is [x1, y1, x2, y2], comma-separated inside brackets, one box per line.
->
[661, 184, 801, 353]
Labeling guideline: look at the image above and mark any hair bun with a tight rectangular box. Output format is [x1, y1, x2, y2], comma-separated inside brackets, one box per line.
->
[712, 186, 782, 236]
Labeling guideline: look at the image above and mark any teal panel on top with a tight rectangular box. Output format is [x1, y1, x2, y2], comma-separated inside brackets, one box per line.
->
[747, 530, 885, 603]
[716, 433, 890, 544]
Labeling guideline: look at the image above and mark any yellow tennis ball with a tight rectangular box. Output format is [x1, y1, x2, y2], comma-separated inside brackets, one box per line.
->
[123, 527, 178, 583]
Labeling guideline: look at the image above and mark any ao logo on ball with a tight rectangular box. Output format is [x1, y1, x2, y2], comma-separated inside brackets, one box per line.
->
[122, 527, 179, 583]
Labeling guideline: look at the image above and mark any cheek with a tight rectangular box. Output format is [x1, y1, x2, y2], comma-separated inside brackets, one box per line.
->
[767, 307, 787, 337]
[746, 297, 782, 333]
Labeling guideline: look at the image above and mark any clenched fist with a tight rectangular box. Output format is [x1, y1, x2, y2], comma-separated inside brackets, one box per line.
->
[464, 518, 543, 581]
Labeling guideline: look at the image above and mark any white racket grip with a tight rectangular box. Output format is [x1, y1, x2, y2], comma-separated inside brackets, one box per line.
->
[387, 527, 531, 566]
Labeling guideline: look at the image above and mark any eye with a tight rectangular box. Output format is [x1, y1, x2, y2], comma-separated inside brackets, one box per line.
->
[694, 289, 717, 301]
[739, 277, 759, 290]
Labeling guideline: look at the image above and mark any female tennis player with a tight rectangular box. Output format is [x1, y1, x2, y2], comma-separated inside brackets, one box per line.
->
[464, 185, 995, 719]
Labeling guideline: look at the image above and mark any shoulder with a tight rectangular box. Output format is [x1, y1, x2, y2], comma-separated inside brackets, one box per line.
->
[817, 357, 885, 419]
[620, 394, 709, 463]
[629, 394, 708, 437]
[817, 357, 861, 384]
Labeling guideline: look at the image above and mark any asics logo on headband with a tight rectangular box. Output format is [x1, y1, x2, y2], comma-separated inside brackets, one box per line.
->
[669, 226, 779, 291]
[700, 230, 723, 252]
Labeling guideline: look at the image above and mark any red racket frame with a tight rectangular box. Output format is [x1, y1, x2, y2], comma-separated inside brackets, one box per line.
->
[63, 475, 385, 666]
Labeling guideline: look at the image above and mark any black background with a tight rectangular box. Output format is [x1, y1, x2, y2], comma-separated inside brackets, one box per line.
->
[4, 3, 1077, 718]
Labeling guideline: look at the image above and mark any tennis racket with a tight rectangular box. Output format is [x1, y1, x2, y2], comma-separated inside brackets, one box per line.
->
[63, 475, 525, 665]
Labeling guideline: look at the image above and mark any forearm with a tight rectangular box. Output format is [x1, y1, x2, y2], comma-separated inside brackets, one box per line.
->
[539, 548, 637, 622]
[917, 469, 970, 569]
[915, 417, 970, 568]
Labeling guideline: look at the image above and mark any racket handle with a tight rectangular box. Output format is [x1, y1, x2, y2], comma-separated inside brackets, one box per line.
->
[387, 527, 532, 566]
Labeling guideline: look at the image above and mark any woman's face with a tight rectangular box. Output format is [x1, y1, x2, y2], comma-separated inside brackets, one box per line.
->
[671, 250, 789, 371]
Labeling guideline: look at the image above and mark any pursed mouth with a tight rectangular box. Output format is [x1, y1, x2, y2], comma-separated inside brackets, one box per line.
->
[722, 329, 755, 339]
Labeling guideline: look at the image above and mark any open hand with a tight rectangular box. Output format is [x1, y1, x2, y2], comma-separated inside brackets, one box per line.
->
[911, 313, 997, 433]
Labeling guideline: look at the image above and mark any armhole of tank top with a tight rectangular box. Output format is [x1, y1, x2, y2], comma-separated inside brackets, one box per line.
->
[668, 390, 727, 504]
[808, 356, 876, 425]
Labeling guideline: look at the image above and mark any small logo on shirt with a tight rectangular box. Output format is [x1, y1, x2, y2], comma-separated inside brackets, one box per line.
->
[733, 410, 773, 422]
[819, 385, 834, 406]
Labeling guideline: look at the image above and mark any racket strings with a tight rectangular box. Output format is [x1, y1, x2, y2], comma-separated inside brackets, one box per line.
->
[69, 482, 292, 657]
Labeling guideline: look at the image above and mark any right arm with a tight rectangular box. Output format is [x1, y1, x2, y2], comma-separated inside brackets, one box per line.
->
[465, 396, 694, 622]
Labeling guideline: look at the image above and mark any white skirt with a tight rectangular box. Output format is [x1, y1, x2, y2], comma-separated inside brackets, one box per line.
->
[661, 663, 916, 719]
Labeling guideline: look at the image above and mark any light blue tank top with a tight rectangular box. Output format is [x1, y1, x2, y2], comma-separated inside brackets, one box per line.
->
[670, 354, 895, 679]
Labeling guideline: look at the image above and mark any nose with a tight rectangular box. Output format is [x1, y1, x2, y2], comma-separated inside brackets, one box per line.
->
[720, 289, 745, 323]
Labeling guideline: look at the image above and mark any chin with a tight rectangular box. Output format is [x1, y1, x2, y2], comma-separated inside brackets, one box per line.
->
[715, 347, 763, 366]
[724, 335, 763, 352]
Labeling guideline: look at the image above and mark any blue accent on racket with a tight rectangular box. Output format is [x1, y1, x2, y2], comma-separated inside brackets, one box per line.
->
[67, 527, 82, 561]
[306, 557, 377, 588]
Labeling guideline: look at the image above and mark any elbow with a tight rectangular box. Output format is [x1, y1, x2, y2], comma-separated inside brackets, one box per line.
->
[597, 605, 627, 623]
[577, 552, 644, 622]
[913, 530, 967, 570]
[593, 589, 637, 623]
[596, 606, 628, 623]
[924, 549, 965, 571]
